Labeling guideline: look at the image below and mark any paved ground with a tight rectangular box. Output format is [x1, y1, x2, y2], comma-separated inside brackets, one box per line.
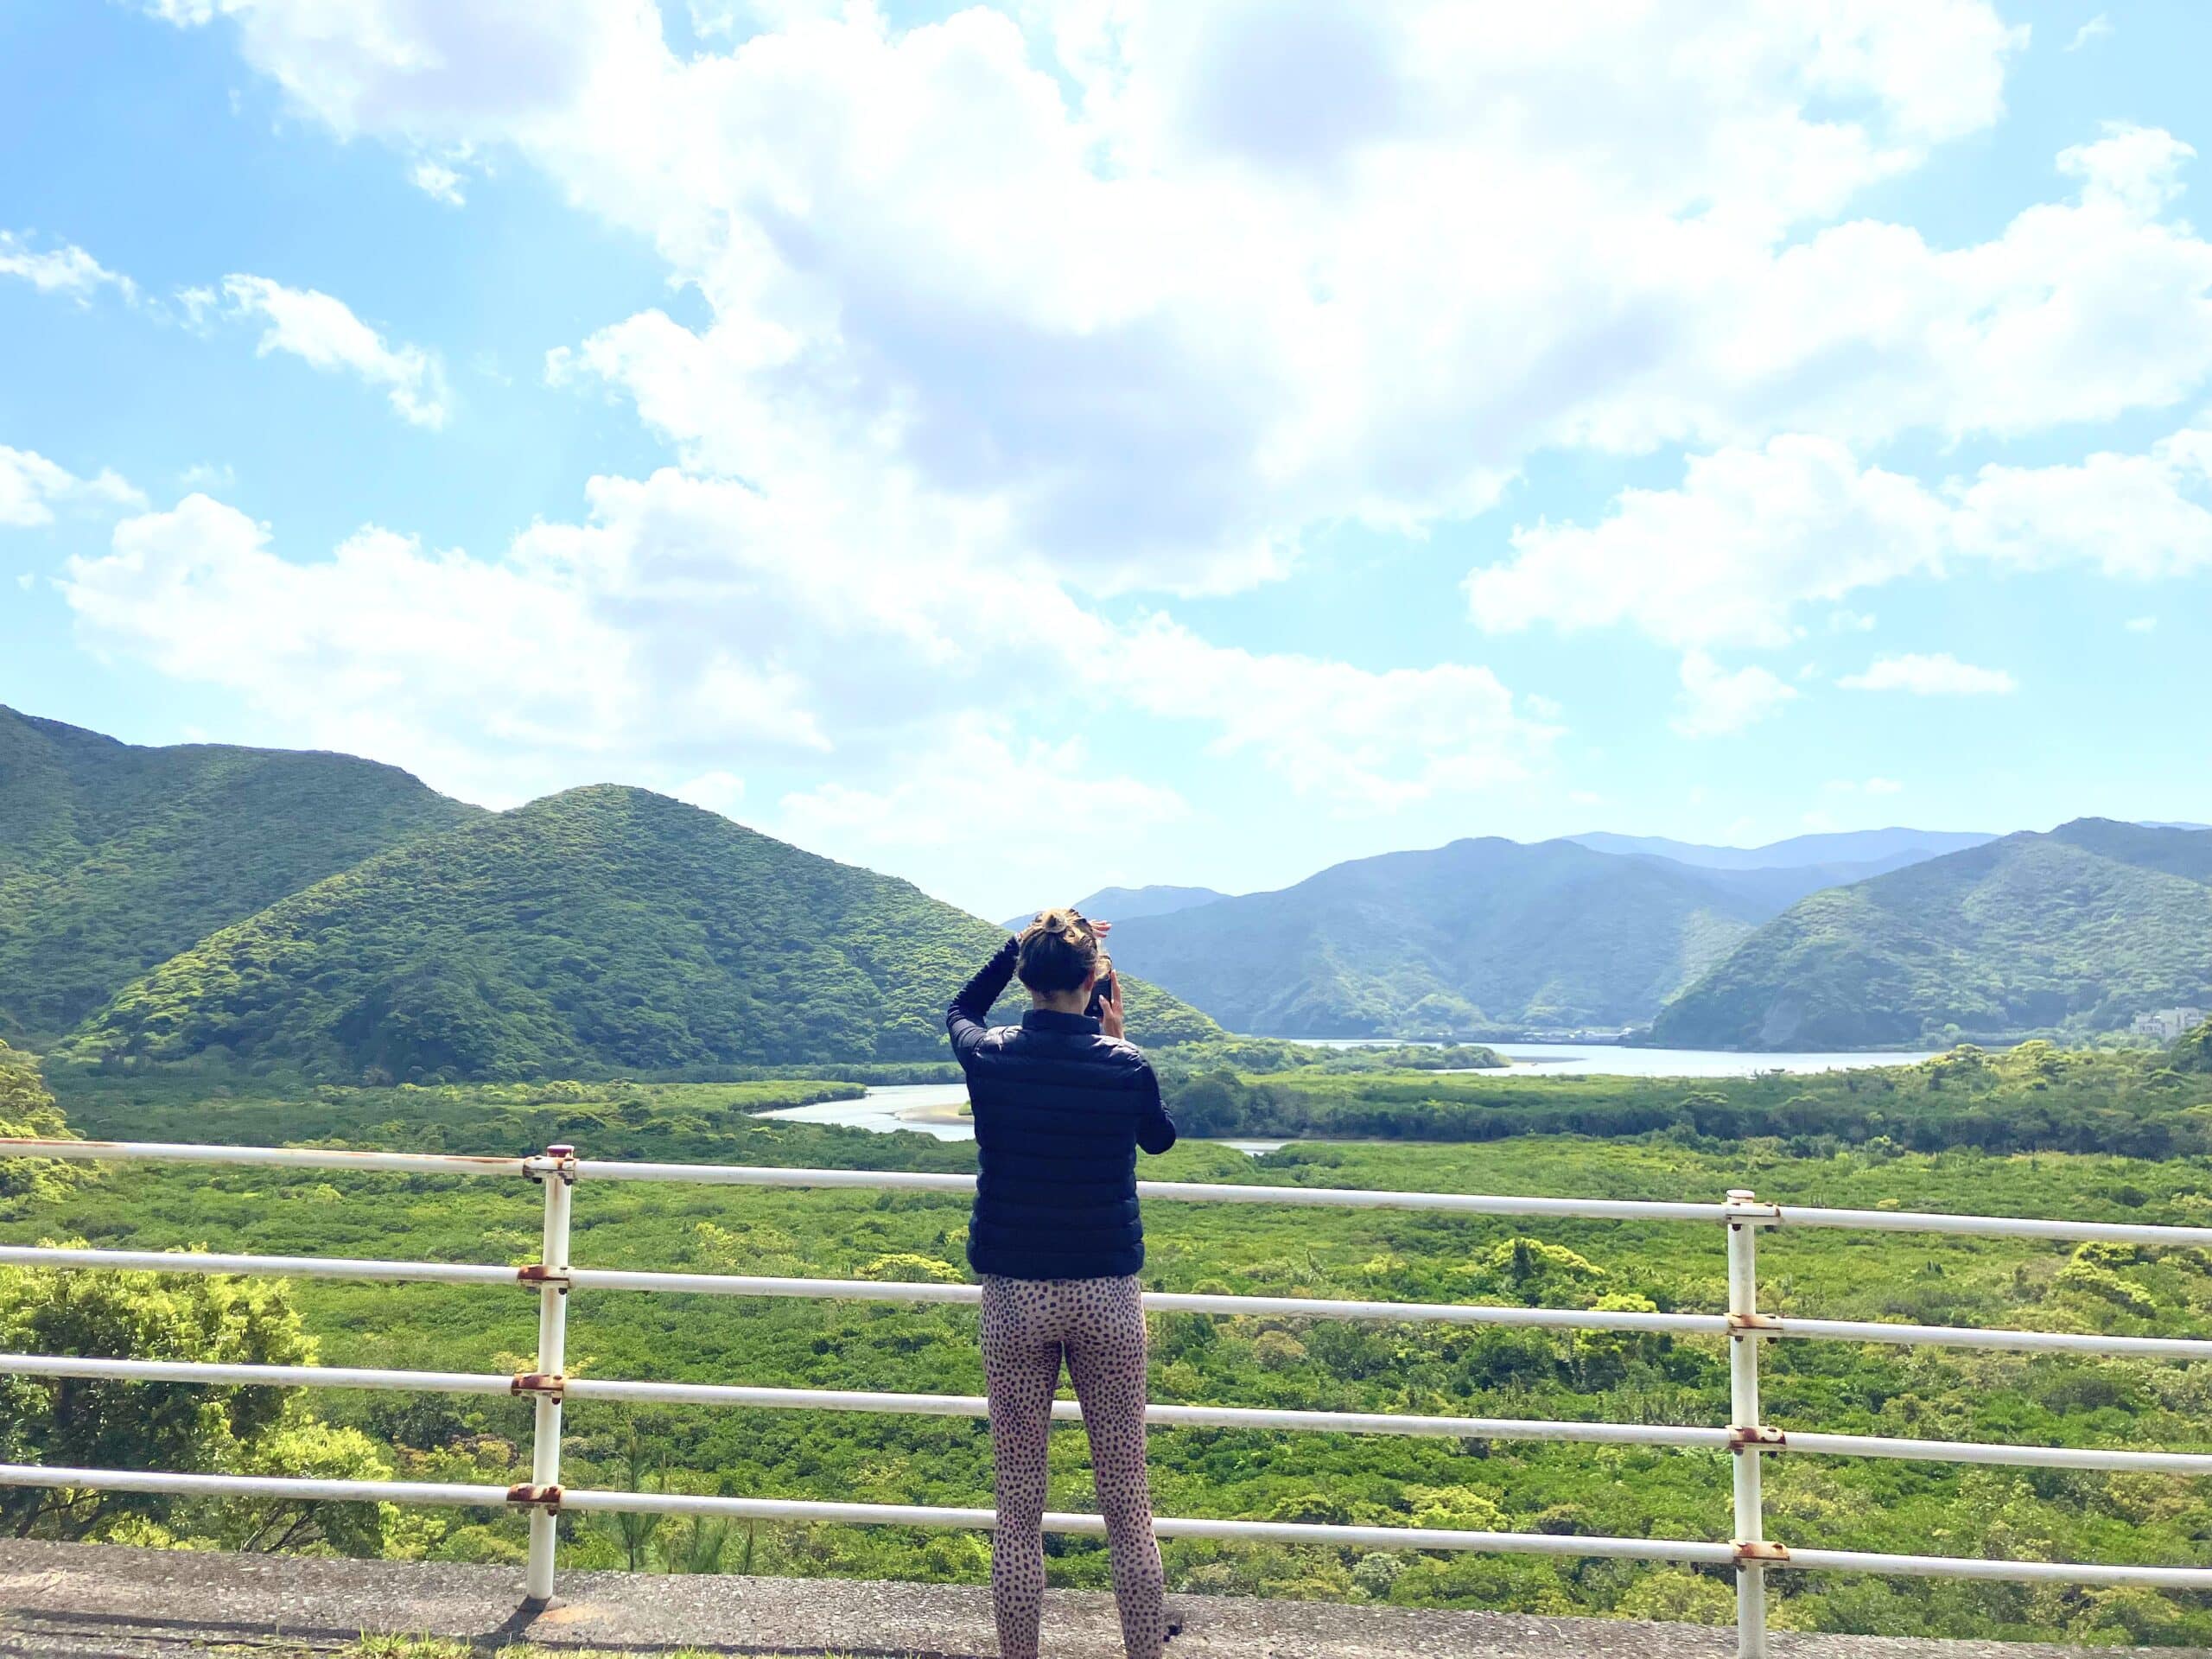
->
[0, 1541, 2201, 1659]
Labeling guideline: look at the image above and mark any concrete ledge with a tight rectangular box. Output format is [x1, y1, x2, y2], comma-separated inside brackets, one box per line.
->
[0, 1541, 2201, 1659]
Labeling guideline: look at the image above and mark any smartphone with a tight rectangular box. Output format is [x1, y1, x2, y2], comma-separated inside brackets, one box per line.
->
[1088, 964, 1116, 1020]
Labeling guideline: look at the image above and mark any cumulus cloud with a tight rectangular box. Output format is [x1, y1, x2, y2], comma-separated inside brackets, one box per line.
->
[1838, 653, 2018, 696]
[672, 769, 745, 816]
[149, 1, 2205, 605]
[61, 474, 1555, 815]
[1670, 651, 1799, 738]
[0, 232, 137, 304]
[0, 447, 144, 528]
[222, 275, 449, 429]
[1468, 423, 2212, 649]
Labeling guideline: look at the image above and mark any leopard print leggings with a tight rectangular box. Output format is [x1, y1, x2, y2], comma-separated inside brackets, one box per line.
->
[981, 1274, 1166, 1659]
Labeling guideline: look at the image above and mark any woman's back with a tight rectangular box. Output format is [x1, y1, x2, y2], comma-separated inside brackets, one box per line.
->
[957, 997, 1175, 1279]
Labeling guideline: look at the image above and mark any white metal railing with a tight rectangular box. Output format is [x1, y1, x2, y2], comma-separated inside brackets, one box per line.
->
[2, 1140, 2212, 1656]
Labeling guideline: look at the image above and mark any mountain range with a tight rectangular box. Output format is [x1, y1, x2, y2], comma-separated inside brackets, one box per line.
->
[1090, 836, 1847, 1038]
[1000, 885, 1230, 931]
[0, 709, 1218, 1078]
[1653, 819, 2212, 1049]
[1046, 823, 2212, 1044]
[6, 705, 2205, 1063]
[1567, 827, 1997, 874]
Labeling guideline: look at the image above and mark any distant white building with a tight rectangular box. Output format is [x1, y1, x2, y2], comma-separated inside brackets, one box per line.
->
[2134, 1007, 2210, 1042]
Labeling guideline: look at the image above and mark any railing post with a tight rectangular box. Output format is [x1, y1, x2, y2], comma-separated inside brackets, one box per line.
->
[1726, 1187, 1768, 1659]
[524, 1143, 575, 1604]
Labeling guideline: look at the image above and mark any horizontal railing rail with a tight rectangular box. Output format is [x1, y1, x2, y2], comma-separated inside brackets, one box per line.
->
[3, 1136, 2212, 1656]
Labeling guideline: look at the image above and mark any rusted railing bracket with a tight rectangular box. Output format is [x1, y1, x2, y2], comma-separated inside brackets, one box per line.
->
[1734, 1538, 1789, 1564]
[511, 1372, 567, 1401]
[1726, 1311, 1782, 1333]
[506, 1482, 563, 1511]
[1731, 1424, 1786, 1451]
[524, 1144, 579, 1186]
[517, 1263, 573, 1293]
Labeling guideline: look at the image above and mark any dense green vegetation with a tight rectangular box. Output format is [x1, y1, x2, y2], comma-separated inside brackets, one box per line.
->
[1654, 820, 2212, 1050]
[0, 708, 479, 1045]
[0, 1039, 82, 1211]
[12, 1062, 2212, 1643]
[64, 786, 1220, 1079]
[2177, 1018, 2212, 1075]
[1101, 836, 1840, 1039]
[1162, 1040, 2212, 1158]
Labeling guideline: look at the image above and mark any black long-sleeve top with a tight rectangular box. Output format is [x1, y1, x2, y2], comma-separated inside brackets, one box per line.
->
[946, 937, 1177, 1280]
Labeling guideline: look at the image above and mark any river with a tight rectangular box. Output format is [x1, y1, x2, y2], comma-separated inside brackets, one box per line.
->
[754, 1046, 1942, 1145]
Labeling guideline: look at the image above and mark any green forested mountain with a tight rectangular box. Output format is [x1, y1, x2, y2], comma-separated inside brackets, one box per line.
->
[1096, 836, 1806, 1037]
[67, 784, 1219, 1078]
[0, 708, 480, 1044]
[1651, 820, 2212, 1049]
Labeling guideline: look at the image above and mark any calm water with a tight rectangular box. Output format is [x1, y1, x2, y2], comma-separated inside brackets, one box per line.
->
[756, 1046, 1942, 1145]
[1486, 1042, 1942, 1077]
[755, 1083, 974, 1141]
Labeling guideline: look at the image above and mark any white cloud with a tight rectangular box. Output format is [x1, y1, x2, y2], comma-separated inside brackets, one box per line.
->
[1866, 776, 1904, 795]
[2057, 123, 2195, 218]
[408, 160, 467, 206]
[1671, 652, 1799, 738]
[60, 473, 1553, 815]
[221, 275, 449, 429]
[1469, 423, 2212, 648]
[156, 2, 2212, 609]
[0, 232, 137, 304]
[175, 285, 220, 332]
[776, 723, 1190, 918]
[1113, 618, 1555, 808]
[2125, 614, 2158, 632]
[1471, 436, 1952, 649]
[2067, 14, 2113, 51]
[0, 448, 144, 528]
[1838, 653, 2017, 696]
[672, 769, 745, 816]
[1828, 608, 1878, 632]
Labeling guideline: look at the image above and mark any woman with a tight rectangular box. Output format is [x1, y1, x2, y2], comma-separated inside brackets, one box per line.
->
[946, 908, 1177, 1659]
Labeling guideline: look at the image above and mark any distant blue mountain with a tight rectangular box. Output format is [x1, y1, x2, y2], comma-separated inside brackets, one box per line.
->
[1570, 827, 1996, 873]
[1001, 884, 1230, 932]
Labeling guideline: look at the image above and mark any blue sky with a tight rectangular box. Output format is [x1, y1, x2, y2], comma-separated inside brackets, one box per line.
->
[3, 1, 2208, 919]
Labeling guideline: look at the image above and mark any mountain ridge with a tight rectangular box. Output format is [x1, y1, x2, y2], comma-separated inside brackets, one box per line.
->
[66, 783, 1221, 1077]
[1096, 835, 1803, 1038]
[0, 706, 481, 1045]
[1650, 819, 2212, 1049]
[1000, 883, 1230, 932]
[1569, 826, 1998, 872]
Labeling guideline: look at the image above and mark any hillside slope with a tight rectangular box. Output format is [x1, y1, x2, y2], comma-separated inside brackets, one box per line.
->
[1651, 820, 2212, 1049]
[0, 708, 480, 1045]
[1096, 837, 1793, 1038]
[67, 785, 1219, 1077]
